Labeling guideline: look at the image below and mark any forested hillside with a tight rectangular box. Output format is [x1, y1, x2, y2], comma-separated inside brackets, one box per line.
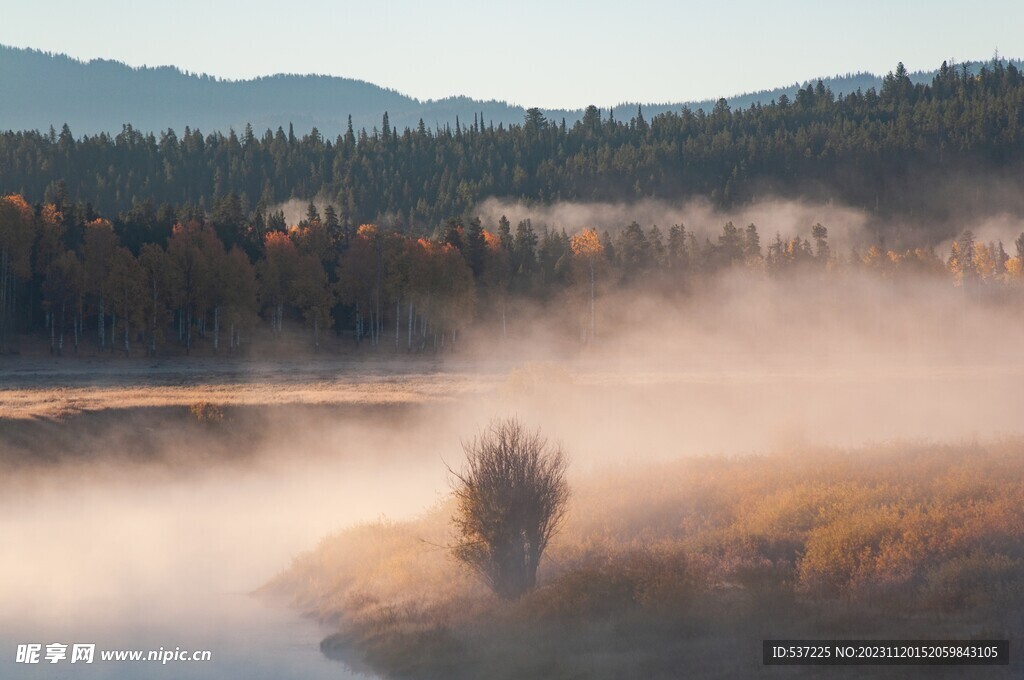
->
[2, 59, 1024, 357]
[2, 60, 1023, 235]
[2, 45, 968, 137]
[1, 190, 1022, 358]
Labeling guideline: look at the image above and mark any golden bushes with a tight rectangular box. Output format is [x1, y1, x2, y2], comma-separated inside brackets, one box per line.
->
[272, 440, 1024, 637]
[188, 401, 225, 423]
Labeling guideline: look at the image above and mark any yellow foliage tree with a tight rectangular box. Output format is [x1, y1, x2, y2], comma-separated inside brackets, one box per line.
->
[570, 228, 604, 343]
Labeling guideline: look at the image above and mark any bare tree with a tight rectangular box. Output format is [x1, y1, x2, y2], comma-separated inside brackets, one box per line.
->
[450, 418, 570, 599]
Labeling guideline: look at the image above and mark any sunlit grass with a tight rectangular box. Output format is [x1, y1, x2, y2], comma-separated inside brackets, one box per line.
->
[269, 439, 1024, 678]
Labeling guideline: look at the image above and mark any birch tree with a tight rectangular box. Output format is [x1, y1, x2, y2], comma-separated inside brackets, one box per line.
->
[292, 253, 334, 351]
[42, 250, 83, 355]
[105, 247, 144, 355]
[570, 228, 604, 343]
[336, 225, 380, 346]
[80, 219, 118, 351]
[0, 195, 34, 352]
[221, 246, 258, 352]
[167, 221, 220, 353]
[482, 228, 512, 341]
[258, 231, 300, 334]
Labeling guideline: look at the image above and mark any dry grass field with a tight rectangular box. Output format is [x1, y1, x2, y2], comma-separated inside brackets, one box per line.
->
[268, 439, 1024, 679]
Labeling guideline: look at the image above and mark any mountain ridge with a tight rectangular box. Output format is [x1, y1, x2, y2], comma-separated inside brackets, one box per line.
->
[1, 44, 1018, 137]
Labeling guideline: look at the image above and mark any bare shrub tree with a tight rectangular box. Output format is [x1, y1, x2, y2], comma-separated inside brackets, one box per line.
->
[450, 417, 570, 599]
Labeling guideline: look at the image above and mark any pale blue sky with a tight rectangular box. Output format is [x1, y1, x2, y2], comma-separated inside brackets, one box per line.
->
[1, 0, 1019, 108]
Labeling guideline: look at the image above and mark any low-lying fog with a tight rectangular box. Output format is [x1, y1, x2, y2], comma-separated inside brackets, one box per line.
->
[2, 265, 1023, 678]
[0, 412, 453, 679]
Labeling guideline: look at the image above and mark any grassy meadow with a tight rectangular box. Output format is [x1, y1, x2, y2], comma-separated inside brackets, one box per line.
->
[267, 439, 1024, 679]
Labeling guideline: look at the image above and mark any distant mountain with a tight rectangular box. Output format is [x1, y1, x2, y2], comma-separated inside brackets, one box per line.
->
[0, 45, 1017, 137]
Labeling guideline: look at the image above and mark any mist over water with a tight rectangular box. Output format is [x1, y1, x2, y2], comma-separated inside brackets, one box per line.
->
[0, 408, 454, 679]
[3, 253, 1024, 678]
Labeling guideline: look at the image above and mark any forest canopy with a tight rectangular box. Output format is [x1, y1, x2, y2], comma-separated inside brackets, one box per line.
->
[1, 60, 1023, 237]
[2, 60, 1024, 357]
[1, 188, 1022, 358]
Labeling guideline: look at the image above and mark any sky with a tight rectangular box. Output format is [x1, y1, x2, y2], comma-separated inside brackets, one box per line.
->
[1, 0, 1021, 109]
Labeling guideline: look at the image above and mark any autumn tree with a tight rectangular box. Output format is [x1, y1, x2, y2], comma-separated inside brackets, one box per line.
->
[948, 230, 978, 286]
[258, 230, 300, 334]
[336, 225, 381, 345]
[80, 218, 118, 350]
[382, 232, 412, 350]
[42, 250, 83, 354]
[220, 247, 258, 351]
[34, 203, 66, 291]
[292, 253, 334, 350]
[405, 238, 437, 349]
[105, 247, 144, 354]
[167, 221, 221, 353]
[138, 243, 170, 356]
[0, 195, 35, 351]
[570, 228, 604, 342]
[481, 228, 513, 340]
[433, 242, 475, 351]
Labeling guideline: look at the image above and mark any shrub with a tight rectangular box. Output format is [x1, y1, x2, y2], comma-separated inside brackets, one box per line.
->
[450, 417, 570, 599]
[189, 401, 225, 423]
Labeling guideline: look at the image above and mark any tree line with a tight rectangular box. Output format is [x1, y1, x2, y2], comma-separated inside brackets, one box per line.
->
[2, 192, 1023, 356]
[1, 60, 1023, 236]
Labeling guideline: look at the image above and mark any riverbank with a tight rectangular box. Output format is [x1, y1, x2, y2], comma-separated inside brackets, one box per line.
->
[269, 441, 1024, 679]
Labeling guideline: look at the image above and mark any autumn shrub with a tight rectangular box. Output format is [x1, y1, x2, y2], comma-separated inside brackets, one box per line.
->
[525, 563, 639, 621]
[188, 401, 224, 423]
[923, 552, 1024, 611]
[269, 437, 1024, 679]
[797, 505, 907, 597]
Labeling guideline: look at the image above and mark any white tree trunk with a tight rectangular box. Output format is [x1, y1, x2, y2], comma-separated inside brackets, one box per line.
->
[213, 306, 220, 352]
